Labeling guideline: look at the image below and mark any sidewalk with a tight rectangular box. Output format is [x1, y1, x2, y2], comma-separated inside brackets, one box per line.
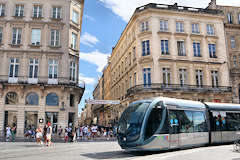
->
[0, 136, 117, 143]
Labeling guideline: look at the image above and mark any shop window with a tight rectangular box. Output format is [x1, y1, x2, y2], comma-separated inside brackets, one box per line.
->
[5, 92, 18, 105]
[46, 93, 59, 106]
[26, 92, 39, 105]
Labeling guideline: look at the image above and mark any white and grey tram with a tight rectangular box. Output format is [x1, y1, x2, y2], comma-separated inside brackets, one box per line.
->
[117, 97, 240, 151]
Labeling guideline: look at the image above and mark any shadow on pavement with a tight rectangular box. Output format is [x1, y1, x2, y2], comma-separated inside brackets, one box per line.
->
[81, 151, 138, 159]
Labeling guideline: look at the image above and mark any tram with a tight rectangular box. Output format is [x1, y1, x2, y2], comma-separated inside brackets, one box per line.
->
[117, 97, 240, 151]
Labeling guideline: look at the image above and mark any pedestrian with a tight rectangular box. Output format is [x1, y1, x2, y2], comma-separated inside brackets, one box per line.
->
[64, 127, 68, 143]
[43, 124, 48, 144]
[36, 126, 43, 145]
[11, 125, 16, 142]
[6, 125, 11, 142]
[58, 126, 63, 138]
[46, 122, 52, 147]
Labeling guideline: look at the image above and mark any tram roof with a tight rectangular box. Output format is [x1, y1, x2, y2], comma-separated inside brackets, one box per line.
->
[205, 102, 240, 111]
[152, 97, 206, 110]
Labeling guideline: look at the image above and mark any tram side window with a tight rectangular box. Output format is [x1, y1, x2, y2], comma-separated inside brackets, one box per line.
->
[193, 111, 207, 132]
[169, 110, 180, 134]
[178, 111, 193, 133]
[226, 113, 240, 131]
[144, 107, 162, 140]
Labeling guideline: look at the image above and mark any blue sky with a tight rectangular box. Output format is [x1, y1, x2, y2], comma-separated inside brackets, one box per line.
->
[78, 0, 240, 115]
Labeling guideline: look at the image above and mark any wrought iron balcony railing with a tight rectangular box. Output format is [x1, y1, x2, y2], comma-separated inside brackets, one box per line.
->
[126, 83, 232, 97]
[0, 75, 85, 89]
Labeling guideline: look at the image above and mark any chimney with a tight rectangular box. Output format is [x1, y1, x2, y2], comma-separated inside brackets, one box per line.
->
[208, 0, 217, 9]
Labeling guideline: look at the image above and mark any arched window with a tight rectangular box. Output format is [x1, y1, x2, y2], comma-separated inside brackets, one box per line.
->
[26, 92, 39, 105]
[5, 92, 18, 105]
[46, 93, 59, 106]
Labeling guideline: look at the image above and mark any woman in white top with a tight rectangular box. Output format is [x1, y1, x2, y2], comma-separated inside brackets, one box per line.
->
[6, 125, 11, 142]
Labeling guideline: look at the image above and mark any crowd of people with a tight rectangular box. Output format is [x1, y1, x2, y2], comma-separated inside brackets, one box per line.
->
[4, 123, 118, 144]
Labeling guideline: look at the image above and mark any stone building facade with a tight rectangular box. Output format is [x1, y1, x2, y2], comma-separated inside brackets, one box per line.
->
[90, 3, 233, 126]
[208, 0, 240, 103]
[0, 0, 85, 137]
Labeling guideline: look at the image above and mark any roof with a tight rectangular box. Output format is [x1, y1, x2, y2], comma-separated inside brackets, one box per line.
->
[205, 102, 240, 111]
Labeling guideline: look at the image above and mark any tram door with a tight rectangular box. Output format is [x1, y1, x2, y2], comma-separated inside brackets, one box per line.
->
[210, 111, 223, 143]
[168, 110, 180, 148]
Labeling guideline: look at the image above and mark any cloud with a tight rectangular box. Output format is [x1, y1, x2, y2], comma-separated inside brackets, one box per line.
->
[97, 0, 240, 22]
[84, 14, 96, 22]
[79, 73, 96, 85]
[80, 50, 109, 72]
[80, 32, 99, 47]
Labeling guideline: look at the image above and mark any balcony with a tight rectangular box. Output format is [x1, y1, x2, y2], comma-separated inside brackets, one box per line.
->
[126, 84, 232, 97]
[0, 75, 85, 89]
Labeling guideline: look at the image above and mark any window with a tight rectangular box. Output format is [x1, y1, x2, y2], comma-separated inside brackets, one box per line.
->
[143, 68, 151, 86]
[226, 113, 240, 131]
[196, 69, 203, 87]
[133, 47, 136, 61]
[169, 110, 180, 134]
[15, 5, 24, 17]
[161, 40, 169, 55]
[52, 7, 61, 19]
[31, 29, 41, 45]
[0, 4, 5, 16]
[192, 23, 200, 33]
[179, 111, 193, 133]
[33, 5, 42, 18]
[208, 44, 216, 58]
[70, 61, 76, 81]
[134, 72, 137, 86]
[71, 33, 77, 49]
[29, 58, 38, 78]
[129, 76, 132, 88]
[179, 68, 187, 86]
[9, 58, 19, 78]
[238, 13, 240, 24]
[193, 41, 201, 57]
[207, 24, 214, 35]
[50, 29, 60, 46]
[176, 22, 184, 33]
[46, 93, 59, 106]
[177, 41, 186, 56]
[141, 21, 149, 32]
[70, 94, 74, 107]
[12, 28, 22, 45]
[227, 12, 233, 24]
[0, 27, 2, 44]
[129, 52, 131, 65]
[72, 10, 79, 24]
[193, 111, 207, 132]
[26, 92, 39, 105]
[230, 36, 236, 49]
[163, 68, 171, 85]
[144, 107, 163, 140]
[211, 70, 219, 88]
[48, 59, 58, 79]
[233, 56, 237, 67]
[142, 40, 150, 56]
[160, 20, 168, 31]
[5, 92, 18, 105]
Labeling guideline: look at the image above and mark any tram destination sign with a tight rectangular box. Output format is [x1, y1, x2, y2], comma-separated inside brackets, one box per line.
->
[85, 99, 121, 105]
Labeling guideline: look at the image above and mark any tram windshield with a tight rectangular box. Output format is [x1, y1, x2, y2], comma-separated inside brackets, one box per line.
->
[118, 102, 150, 142]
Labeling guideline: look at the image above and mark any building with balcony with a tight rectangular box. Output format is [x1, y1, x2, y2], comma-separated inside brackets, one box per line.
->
[0, 0, 85, 137]
[208, 0, 240, 103]
[91, 2, 233, 126]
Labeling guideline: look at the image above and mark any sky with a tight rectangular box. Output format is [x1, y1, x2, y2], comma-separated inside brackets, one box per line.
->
[78, 0, 240, 115]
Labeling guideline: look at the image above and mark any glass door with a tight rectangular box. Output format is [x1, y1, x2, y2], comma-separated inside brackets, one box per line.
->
[169, 110, 180, 148]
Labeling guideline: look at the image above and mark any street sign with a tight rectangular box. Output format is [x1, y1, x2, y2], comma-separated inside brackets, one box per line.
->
[85, 99, 120, 105]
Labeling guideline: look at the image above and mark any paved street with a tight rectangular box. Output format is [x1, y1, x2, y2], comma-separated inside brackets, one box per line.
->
[0, 142, 240, 160]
